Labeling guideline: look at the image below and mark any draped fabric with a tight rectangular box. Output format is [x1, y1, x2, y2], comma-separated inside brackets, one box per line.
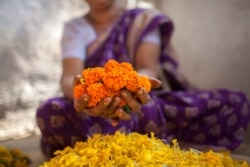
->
[36, 8, 250, 157]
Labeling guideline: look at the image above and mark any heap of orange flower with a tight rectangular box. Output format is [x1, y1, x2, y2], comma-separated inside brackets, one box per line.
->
[73, 59, 151, 108]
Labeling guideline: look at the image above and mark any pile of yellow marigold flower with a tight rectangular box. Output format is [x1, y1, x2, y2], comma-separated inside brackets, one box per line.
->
[40, 131, 249, 167]
[0, 146, 30, 167]
[73, 59, 151, 107]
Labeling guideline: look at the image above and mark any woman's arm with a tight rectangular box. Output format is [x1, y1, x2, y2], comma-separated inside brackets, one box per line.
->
[134, 26, 180, 91]
[60, 19, 88, 100]
[134, 41, 160, 78]
[60, 57, 83, 100]
[134, 26, 162, 78]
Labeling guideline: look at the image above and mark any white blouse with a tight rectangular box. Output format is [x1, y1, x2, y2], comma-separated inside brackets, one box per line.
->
[61, 17, 161, 60]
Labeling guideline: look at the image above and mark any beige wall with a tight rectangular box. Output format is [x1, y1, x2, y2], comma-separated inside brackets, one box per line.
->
[0, 0, 87, 140]
[0, 0, 129, 141]
[156, 0, 250, 97]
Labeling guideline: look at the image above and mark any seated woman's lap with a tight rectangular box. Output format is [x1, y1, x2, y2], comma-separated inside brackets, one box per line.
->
[36, 89, 250, 157]
[163, 89, 250, 150]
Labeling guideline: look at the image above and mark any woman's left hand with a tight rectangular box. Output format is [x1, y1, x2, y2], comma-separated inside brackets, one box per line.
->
[110, 77, 162, 126]
[122, 76, 161, 111]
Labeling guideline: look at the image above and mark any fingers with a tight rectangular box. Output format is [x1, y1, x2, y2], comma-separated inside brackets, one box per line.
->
[148, 76, 162, 89]
[74, 94, 89, 112]
[87, 97, 121, 117]
[75, 96, 126, 120]
[115, 108, 131, 121]
[120, 88, 151, 112]
[73, 75, 82, 87]
[74, 94, 114, 117]
[110, 109, 132, 127]
[121, 90, 141, 112]
[109, 108, 131, 124]
[90, 97, 112, 116]
[110, 118, 119, 127]
[136, 88, 151, 104]
[74, 86, 149, 125]
[91, 97, 130, 121]
[104, 97, 121, 116]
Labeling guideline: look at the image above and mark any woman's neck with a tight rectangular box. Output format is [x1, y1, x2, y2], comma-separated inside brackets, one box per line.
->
[87, 6, 122, 26]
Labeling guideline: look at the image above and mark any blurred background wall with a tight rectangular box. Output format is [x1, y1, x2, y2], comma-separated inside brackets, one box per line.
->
[0, 0, 249, 140]
[0, 0, 87, 140]
[156, 0, 250, 94]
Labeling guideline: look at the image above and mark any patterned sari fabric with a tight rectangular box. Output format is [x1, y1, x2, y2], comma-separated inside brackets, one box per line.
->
[36, 8, 250, 157]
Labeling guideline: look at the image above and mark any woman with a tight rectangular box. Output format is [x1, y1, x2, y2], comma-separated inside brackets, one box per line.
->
[36, 0, 250, 157]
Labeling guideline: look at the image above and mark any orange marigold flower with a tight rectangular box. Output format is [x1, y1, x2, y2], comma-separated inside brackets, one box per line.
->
[138, 75, 151, 93]
[119, 62, 134, 72]
[82, 67, 105, 86]
[105, 87, 119, 97]
[103, 66, 127, 91]
[86, 83, 107, 107]
[125, 71, 139, 92]
[104, 59, 120, 72]
[73, 84, 86, 100]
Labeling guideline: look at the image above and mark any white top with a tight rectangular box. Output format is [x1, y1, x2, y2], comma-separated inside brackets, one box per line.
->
[61, 17, 161, 60]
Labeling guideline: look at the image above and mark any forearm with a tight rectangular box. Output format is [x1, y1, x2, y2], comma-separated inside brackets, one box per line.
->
[134, 42, 160, 79]
[137, 67, 159, 78]
[60, 58, 84, 100]
[60, 75, 75, 100]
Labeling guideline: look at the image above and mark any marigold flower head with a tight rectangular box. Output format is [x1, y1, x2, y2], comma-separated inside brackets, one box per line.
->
[82, 67, 105, 86]
[125, 71, 140, 92]
[104, 59, 119, 72]
[105, 87, 119, 97]
[103, 66, 127, 91]
[86, 83, 107, 107]
[119, 62, 134, 71]
[73, 84, 86, 100]
[137, 75, 151, 93]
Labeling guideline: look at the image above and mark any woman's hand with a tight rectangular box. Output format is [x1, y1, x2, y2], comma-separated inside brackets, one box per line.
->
[73, 75, 162, 126]
[110, 76, 162, 125]
[73, 75, 130, 124]
[119, 76, 162, 113]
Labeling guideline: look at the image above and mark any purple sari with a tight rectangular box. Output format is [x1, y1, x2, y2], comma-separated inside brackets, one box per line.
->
[36, 8, 250, 157]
